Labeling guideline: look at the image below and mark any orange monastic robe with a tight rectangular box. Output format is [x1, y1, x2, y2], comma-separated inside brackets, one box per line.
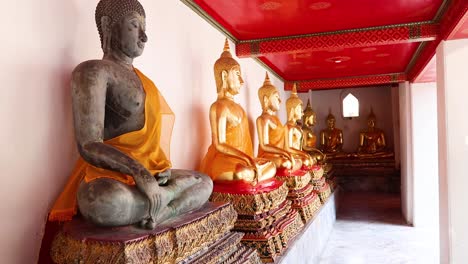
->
[258, 115, 284, 157]
[199, 104, 253, 181]
[49, 69, 174, 221]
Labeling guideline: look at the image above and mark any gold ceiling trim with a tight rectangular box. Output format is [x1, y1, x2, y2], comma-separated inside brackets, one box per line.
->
[433, 0, 452, 22]
[180, 0, 285, 82]
[179, 0, 238, 43]
[289, 72, 407, 83]
[405, 42, 429, 74]
[238, 21, 435, 44]
[253, 57, 285, 82]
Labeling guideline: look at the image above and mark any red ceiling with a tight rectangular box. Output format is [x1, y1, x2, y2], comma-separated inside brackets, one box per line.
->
[260, 42, 420, 80]
[193, 0, 443, 40]
[185, 0, 468, 90]
[448, 9, 468, 39]
[413, 55, 436, 83]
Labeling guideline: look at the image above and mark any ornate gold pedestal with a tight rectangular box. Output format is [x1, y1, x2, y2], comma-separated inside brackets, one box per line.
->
[287, 184, 322, 223]
[309, 165, 332, 204]
[311, 177, 331, 204]
[50, 203, 260, 264]
[275, 169, 322, 224]
[210, 179, 303, 263]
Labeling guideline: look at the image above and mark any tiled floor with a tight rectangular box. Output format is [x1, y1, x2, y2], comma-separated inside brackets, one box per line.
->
[319, 192, 439, 264]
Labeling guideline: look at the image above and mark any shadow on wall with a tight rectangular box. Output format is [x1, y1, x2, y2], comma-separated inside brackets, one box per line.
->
[193, 103, 209, 170]
[31, 0, 83, 263]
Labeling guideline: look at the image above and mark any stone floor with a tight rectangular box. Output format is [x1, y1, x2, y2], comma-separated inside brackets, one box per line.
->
[319, 192, 439, 264]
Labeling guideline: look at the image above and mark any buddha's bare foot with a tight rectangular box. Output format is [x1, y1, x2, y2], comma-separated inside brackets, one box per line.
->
[156, 169, 171, 185]
[139, 217, 156, 229]
[145, 218, 156, 229]
[139, 218, 148, 228]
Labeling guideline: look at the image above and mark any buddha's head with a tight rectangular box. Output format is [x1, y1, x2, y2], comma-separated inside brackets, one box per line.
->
[326, 110, 336, 129]
[214, 39, 244, 96]
[286, 83, 303, 122]
[367, 108, 377, 128]
[258, 72, 281, 112]
[303, 99, 317, 127]
[96, 0, 147, 58]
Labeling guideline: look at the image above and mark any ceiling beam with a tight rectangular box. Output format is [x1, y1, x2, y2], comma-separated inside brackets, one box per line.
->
[236, 23, 438, 58]
[285, 73, 407, 91]
[408, 0, 468, 81]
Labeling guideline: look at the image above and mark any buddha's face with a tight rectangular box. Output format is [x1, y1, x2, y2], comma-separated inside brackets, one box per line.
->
[293, 104, 303, 121]
[368, 118, 376, 128]
[225, 66, 243, 95]
[327, 117, 335, 129]
[268, 91, 281, 111]
[114, 11, 147, 58]
[304, 113, 316, 127]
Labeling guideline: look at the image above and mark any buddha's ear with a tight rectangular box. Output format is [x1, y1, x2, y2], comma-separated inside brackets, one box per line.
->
[288, 107, 294, 120]
[221, 70, 228, 88]
[101, 16, 112, 53]
[262, 95, 269, 109]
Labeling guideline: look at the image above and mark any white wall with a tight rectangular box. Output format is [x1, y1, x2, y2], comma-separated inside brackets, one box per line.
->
[299, 86, 395, 153]
[398, 81, 414, 225]
[410, 82, 439, 229]
[437, 39, 468, 264]
[0, 1, 286, 263]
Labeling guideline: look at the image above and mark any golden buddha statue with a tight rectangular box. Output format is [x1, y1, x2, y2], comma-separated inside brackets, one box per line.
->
[320, 110, 348, 158]
[256, 73, 300, 171]
[284, 84, 315, 168]
[355, 109, 394, 159]
[301, 99, 327, 163]
[199, 40, 276, 185]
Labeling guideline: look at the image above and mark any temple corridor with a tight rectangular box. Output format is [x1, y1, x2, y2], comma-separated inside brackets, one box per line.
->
[318, 192, 439, 264]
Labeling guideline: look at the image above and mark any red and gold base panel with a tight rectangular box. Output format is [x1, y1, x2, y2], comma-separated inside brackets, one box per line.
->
[275, 169, 323, 224]
[210, 178, 304, 263]
[311, 177, 332, 204]
[210, 179, 289, 215]
[287, 184, 322, 223]
[241, 209, 303, 263]
[50, 203, 259, 264]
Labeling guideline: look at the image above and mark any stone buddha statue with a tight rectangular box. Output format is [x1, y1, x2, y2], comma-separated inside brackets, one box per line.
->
[256, 73, 300, 171]
[48, 0, 212, 229]
[199, 40, 276, 185]
[284, 84, 315, 168]
[301, 99, 327, 164]
[320, 110, 348, 158]
[355, 109, 394, 159]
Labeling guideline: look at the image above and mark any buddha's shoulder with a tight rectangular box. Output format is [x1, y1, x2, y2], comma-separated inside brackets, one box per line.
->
[72, 59, 115, 77]
[211, 99, 244, 111]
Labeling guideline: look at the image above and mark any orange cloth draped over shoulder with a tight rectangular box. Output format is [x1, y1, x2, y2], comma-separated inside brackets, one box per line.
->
[49, 68, 174, 222]
[199, 104, 253, 181]
[258, 115, 285, 157]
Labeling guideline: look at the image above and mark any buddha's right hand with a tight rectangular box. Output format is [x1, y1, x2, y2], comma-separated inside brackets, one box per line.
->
[133, 166, 162, 229]
[288, 154, 296, 169]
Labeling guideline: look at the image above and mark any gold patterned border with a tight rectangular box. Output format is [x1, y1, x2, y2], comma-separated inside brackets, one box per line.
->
[210, 182, 289, 215]
[51, 204, 237, 264]
[275, 171, 311, 190]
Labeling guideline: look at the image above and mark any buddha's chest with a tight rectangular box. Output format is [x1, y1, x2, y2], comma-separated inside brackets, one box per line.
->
[364, 132, 379, 141]
[104, 74, 146, 137]
[225, 103, 245, 127]
[290, 127, 302, 148]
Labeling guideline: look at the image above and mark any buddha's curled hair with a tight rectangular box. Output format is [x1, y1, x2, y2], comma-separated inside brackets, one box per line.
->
[95, 0, 146, 48]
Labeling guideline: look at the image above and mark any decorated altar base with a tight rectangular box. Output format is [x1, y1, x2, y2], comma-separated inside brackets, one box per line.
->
[275, 168, 322, 224]
[209, 179, 303, 262]
[277, 189, 338, 264]
[50, 202, 261, 264]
